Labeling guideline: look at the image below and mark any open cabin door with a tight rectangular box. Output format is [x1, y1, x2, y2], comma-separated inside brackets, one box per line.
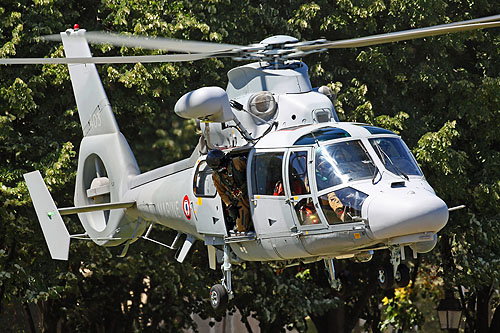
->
[249, 149, 293, 234]
[191, 160, 227, 237]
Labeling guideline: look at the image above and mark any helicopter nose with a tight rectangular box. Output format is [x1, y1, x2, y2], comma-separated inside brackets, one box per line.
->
[367, 189, 449, 240]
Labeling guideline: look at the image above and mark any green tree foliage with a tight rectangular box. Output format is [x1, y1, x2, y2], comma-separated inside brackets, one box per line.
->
[1, 0, 499, 331]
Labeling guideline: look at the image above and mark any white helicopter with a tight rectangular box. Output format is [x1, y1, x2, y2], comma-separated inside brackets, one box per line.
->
[2, 14, 499, 310]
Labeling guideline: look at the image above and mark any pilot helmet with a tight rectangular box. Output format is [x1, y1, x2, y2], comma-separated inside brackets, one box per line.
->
[316, 157, 331, 181]
[206, 149, 227, 170]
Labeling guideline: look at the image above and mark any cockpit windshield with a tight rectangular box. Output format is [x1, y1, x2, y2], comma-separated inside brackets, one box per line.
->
[315, 140, 376, 191]
[369, 137, 422, 177]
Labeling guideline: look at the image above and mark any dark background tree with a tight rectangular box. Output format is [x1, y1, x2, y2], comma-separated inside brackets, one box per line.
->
[1, 0, 499, 331]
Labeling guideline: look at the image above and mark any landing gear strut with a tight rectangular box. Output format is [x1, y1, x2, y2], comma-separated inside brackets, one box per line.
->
[210, 244, 234, 310]
[377, 246, 411, 289]
[324, 259, 342, 290]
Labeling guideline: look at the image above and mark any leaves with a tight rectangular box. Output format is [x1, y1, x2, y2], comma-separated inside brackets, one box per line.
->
[380, 287, 424, 331]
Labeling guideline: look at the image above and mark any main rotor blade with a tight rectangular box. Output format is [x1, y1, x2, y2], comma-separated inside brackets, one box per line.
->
[0, 52, 227, 65]
[429, 13, 500, 27]
[45, 31, 243, 53]
[298, 20, 500, 51]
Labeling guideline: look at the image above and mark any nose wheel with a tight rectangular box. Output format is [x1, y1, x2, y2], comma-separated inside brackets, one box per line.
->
[377, 264, 394, 289]
[395, 264, 410, 288]
[377, 246, 411, 289]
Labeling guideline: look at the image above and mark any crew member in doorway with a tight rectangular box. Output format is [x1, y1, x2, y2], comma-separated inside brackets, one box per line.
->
[206, 149, 252, 235]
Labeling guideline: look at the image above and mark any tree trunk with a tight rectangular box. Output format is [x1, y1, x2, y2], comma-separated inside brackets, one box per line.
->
[489, 303, 500, 333]
[476, 286, 491, 333]
[23, 302, 37, 333]
[466, 294, 477, 332]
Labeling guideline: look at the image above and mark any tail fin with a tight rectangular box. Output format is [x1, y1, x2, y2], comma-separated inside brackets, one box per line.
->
[60, 29, 144, 246]
[24, 171, 70, 260]
[61, 29, 119, 137]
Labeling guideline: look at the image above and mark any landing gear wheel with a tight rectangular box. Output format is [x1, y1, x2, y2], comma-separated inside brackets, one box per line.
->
[377, 264, 394, 290]
[210, 284, 228, 310]
[395, 264, 410, 288]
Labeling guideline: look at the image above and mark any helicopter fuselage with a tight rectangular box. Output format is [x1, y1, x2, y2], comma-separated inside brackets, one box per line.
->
[122, 121, 447, 264]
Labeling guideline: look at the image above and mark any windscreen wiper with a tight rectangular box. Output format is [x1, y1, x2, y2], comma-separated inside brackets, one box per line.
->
[358, 143, 381, 184]
[373, 141, 409, 181]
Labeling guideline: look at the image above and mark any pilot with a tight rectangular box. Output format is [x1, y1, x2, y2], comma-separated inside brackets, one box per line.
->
[206, 149, 252, 235]
[327, 191, 345, 222]
[315, 157, 337, 189]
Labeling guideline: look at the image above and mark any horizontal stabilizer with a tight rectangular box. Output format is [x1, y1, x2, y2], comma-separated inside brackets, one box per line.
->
[58, 201, 135, 216]
[24, 171, 70, 260]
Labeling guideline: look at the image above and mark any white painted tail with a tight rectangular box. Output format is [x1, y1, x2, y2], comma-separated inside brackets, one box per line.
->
[61, 29, 144, 246]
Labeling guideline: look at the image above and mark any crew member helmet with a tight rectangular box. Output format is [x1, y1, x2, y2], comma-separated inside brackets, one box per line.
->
[206, 149, 227, 170]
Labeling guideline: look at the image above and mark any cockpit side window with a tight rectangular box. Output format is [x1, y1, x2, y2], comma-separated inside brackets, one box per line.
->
[369, 137, 422, 176]
[251, 152, 284, 196]
[289, 151, 310, 195]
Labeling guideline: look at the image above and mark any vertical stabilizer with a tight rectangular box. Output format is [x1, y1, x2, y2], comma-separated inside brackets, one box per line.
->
[61, 29, 119, 137]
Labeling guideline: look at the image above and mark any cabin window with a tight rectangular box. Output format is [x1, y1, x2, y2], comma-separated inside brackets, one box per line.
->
[251, 152, 284, 196]
[193, 161, 217, 197]
[293, 197, 320, 225]
[289, 151, 310, 195]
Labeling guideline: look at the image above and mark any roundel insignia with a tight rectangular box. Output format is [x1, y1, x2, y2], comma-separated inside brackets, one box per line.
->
[183, 195, 191, 220]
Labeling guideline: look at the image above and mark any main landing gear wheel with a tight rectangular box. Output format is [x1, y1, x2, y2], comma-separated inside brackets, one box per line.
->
[210, 284, 228, 310]
[210, 244, 234, 310]
[377, 264, 394, 290]
[395, 264, 410, 288]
